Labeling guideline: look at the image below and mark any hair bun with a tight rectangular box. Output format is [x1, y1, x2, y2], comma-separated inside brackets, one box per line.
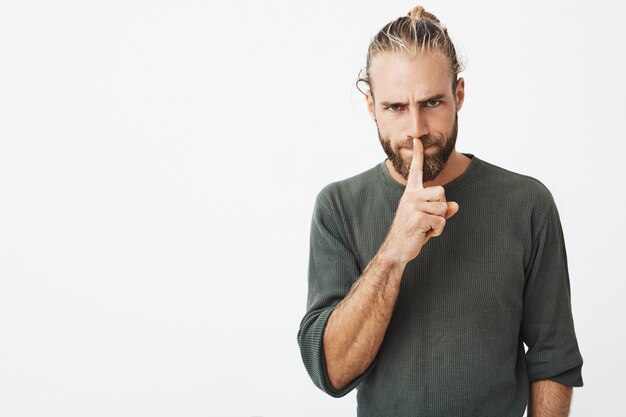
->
[407, 5, 441, 24]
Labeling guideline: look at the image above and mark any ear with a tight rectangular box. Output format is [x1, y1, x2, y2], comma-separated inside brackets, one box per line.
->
[365, 89, 376, 121]
[455, 77, 465, 111]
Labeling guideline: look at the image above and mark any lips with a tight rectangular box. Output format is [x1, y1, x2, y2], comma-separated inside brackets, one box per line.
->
[403, 144, 434, 151]
[403, 140, 435, 149]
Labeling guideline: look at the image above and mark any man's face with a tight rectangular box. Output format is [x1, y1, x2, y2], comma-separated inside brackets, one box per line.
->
[366, 50, 465, 182]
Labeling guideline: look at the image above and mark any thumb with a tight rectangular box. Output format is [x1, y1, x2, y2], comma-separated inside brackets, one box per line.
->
[444, 201, 460, 219]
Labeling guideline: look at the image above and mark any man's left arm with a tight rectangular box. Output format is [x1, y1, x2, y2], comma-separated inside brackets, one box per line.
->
[528, 379, 572, 417]
[521, 196, 584, 413]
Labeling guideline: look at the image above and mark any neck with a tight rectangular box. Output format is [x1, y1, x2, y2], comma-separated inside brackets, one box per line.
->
[385, 149, 472, 188]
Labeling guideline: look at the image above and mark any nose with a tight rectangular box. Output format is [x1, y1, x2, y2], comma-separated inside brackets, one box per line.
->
[408, 107, 428, 143]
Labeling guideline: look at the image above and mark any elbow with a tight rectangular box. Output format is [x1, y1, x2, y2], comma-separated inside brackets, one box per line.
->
[326, 362, 349, 392]
[325, 342, 368, 392]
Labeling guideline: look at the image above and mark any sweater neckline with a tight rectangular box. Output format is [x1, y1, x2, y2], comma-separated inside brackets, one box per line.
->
[376, 153, 482, 195]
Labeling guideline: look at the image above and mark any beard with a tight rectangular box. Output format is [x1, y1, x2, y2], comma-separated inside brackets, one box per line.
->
[377, 112, 458, 182]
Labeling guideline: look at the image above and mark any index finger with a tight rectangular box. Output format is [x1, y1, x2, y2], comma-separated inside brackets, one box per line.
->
[407, 138, 424, 189]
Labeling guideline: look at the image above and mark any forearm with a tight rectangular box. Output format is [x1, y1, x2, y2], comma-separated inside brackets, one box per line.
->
[323, 253, 405, 390]
[528, 379, 573, 417]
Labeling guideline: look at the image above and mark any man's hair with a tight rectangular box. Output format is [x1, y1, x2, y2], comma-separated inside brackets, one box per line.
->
[357, 5, 465, 96]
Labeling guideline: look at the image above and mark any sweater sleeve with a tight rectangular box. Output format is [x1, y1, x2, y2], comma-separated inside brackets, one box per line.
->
[297, 192, 378, 397]
[521, 199, 584, 387]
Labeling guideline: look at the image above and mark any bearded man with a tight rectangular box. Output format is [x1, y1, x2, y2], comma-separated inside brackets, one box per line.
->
[297, 5, 584, 417]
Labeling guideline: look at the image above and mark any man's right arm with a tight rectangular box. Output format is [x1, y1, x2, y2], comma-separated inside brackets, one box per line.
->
[323, 253, 406, 390]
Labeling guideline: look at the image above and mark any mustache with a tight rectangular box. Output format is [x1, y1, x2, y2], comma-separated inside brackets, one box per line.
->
[403, 137, 439, 148]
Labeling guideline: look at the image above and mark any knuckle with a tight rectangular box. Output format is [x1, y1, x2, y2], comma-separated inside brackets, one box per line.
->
[417, 213, 430, 227]
[434, 217, 446, 233]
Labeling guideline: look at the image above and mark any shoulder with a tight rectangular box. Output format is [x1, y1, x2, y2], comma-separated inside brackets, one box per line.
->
[314, 163, 382, 213]
[471, 157, 559, 241]
[477, 158, 556, 212]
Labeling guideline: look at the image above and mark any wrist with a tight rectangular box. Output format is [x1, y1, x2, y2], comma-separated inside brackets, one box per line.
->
[377, 236, 411, 268]
[374, 250, 409, 271]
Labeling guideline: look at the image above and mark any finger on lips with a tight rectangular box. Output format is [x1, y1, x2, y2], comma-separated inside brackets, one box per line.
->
[407, 138, 424, 190]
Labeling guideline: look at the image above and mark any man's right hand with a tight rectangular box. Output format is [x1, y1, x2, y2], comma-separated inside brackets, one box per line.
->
[379, 138, 460, 265]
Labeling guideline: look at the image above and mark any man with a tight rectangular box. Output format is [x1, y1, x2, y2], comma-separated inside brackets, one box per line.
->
[297, 5, 584, 417]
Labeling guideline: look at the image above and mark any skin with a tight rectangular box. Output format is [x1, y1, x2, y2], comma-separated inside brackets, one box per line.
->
[323, 49, 574, 415]
[529, 379, 573, 417]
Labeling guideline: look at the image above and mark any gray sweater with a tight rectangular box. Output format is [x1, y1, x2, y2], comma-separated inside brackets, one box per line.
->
[297, 154, 584, 417]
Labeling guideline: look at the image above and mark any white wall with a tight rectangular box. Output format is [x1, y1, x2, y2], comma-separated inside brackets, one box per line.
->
[1, 1, 623, 416]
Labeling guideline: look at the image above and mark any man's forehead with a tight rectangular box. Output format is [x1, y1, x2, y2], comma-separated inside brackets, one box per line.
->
[369, 50, 452, 98]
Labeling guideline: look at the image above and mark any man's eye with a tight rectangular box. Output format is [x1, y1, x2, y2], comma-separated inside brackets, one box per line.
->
[386, 105, 403, 112]
[426, 100, 441, 107]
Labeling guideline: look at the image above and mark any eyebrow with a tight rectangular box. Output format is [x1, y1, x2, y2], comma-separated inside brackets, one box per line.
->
[380, 94, 446, 107]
